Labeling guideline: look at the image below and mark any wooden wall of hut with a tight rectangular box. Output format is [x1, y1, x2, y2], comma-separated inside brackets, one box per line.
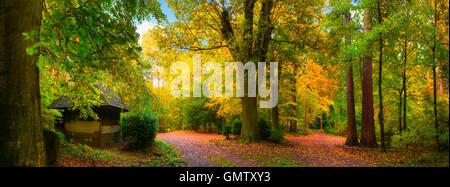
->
[62, 106, 122, 147]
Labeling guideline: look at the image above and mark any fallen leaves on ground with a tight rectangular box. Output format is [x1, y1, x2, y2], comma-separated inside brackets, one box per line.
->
[157, 131, 258, 167]
[160, 131, 449, 167]
[51, 140, 187, 167]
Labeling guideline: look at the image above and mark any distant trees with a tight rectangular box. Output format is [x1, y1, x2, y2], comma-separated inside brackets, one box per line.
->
[327, 0, 448, 151]
[183, 97, 219, 132]
[145, 0, 448, 152]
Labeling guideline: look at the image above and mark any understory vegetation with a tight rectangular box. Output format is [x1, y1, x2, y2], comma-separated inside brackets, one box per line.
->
[53, 132, 186, 167]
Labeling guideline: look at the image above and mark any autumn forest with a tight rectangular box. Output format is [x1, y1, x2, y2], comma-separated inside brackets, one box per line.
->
[0, 0, 449, 168]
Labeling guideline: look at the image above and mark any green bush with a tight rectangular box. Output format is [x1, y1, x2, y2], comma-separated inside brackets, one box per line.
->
[120, 114, 158, 149]
[55, 131, 67, 144]
[64, 143, 113, 161]
[222, 124, 232, 139]
[232, 120, 242, 135]
[258, 118, 271, 140]
[269, 129, 284, 143]
[391, 123, 437, 151]
[43, 129, 60, 164]
[295, 130, 311, 136]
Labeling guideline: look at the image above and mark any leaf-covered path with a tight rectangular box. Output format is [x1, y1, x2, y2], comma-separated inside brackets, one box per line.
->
[157, 131, 257, 167]
[157, 131, 448, 167]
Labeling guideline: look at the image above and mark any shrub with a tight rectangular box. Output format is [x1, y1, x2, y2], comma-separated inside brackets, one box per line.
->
[43, 129, 60, 164]
[295, 130, 311, 136]
[258, 118, 271, 140]
[64, 143, 113, 161]
[269, 129, 284, 143]
[55, 131, 67, 144]
[232, 120, 242, 135]
[222, 124, 232, 139]
[120, 114, 158, 149]
[391, 124, 436, 151]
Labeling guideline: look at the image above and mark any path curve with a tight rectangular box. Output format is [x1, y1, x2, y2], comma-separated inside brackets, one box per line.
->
[157, 131, 257, 167]
[157, 131, 399, 167]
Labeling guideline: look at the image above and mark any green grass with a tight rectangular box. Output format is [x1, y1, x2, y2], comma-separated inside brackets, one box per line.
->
[261, 156, 298, 167]
[63, 143, 114, 161]
[144, 140, 187, 167]
[207, 155, 240, 167]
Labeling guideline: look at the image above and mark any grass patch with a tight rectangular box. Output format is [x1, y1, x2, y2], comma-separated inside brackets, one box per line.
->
[264, 156, 297, 167]
[207, 155, 240, 167]
[145, 140, 187, 167]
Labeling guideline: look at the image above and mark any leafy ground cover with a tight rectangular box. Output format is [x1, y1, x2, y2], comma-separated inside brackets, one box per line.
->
[51, 131, 448, 167]
[51, 139, 187, 167]
[161, 131, 449, 167]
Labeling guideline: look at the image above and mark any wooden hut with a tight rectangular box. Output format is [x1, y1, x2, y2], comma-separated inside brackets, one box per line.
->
[48, 83, 128, 147]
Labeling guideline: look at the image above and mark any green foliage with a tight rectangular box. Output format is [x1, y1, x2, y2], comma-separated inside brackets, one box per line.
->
[269, 129, 284, 143]
[58, 139, 186, 167]
[63, 143, 114, 161]
[120, 113, 158, 149]
[149, 141, 186, 167]
[391, 120, 448, 151]
[262, 156, 297, 167]
[222, 124, 232, 139]
[311, 112, 329, 129]
[37, 0, 166, 120]
[183, 97, 219, 132]
[295, 130, 311, 136]
[258, 119, 271, 140]
[207, 155, 240, 167]
[55, 131, 68, 145]
[231, 120, 242, 135]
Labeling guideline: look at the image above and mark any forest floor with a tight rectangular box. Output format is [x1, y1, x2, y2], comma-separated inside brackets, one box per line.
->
[157, 130, 449, 167]
[52, 140, 187, 167]
[157, 131, 259, 167]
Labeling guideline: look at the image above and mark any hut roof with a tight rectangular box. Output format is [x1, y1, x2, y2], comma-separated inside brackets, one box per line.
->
[47, 83, 129, 112]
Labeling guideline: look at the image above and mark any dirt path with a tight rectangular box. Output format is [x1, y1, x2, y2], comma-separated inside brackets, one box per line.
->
[283, 133, 372, 166]
[157, 131, 445, 167]
[157, 131, 369, 167]
[157, 131, 257, 167]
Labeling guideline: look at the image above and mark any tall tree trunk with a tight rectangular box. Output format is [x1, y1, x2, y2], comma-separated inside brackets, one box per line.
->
[291, 70, 297, 133]
[0, 0, 46, 166]
[179, 99, 183, 129]
[398, 88, 403, 133]
[377, 0, 386, 152]
[402, 40, 407, 131]
[271, 56, 281, 132]
[360, 8, 377, 147]
[344, 12, 359, 146]
[240, 0, 259, 143]
[241, 0, 275, 142]
[257, 0, 278, 133]
[432, 0, 439, 151]
[304, 102, 308, 132]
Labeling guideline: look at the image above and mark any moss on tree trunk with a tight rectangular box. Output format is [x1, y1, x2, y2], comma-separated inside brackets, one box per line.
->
[0, 0, 46, 166]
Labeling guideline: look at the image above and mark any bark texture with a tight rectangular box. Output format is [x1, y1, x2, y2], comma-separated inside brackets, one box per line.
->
[360, 8, 377, 147]
[344, 12, 358, 146]
[0, 0, 46, 166]
[377, 1, 386, 152]
[239, 0, 259, 143]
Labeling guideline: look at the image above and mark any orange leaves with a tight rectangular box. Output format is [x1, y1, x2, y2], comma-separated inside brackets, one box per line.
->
[205, 97, 242, 121]
[296, 59, 338, 113]
[71, 37, 80, 43]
